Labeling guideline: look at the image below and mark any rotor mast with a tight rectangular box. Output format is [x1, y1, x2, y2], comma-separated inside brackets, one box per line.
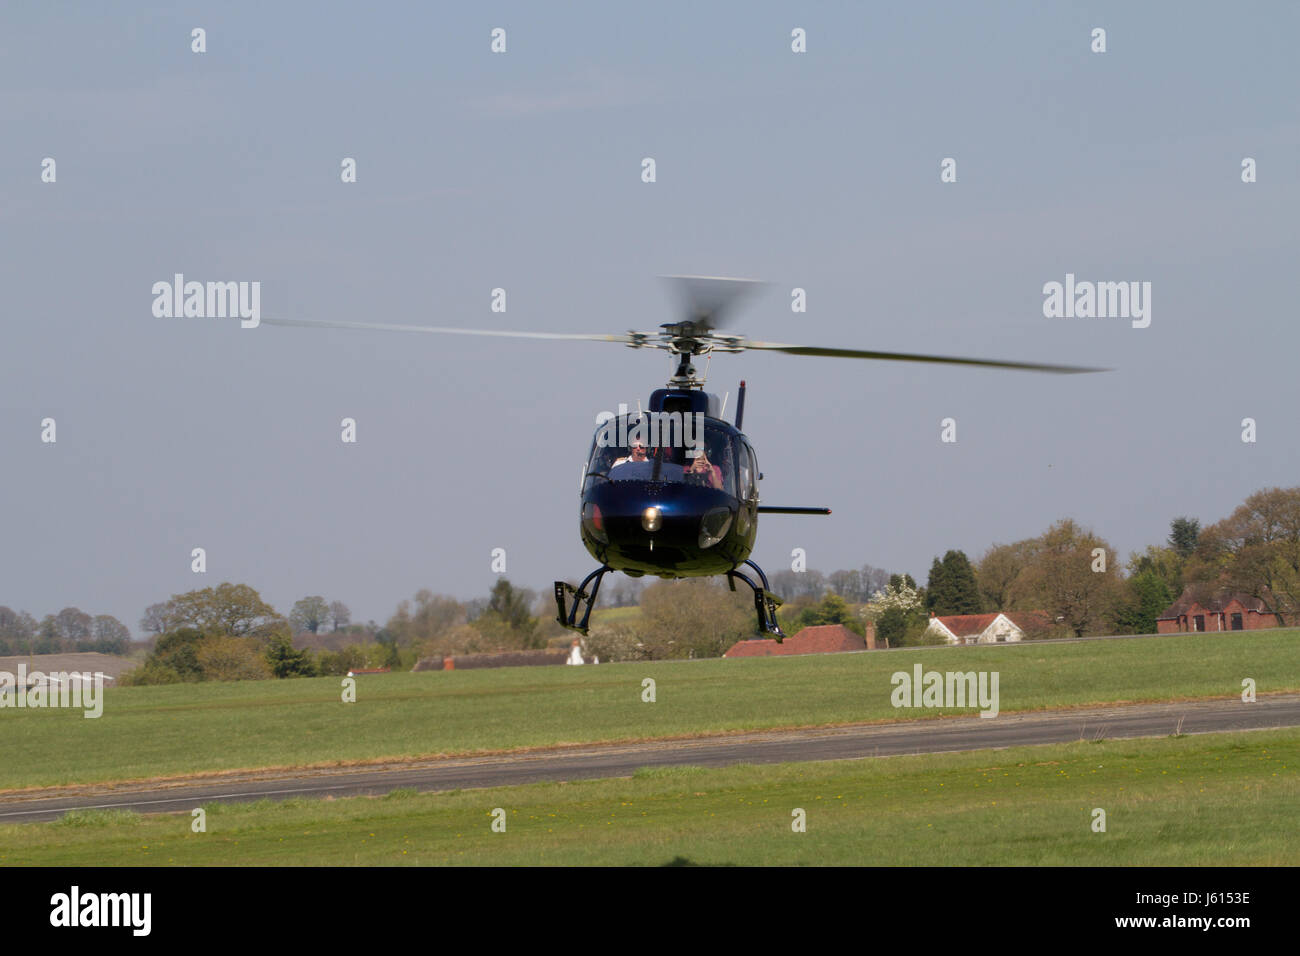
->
[659, 322, 713, 389]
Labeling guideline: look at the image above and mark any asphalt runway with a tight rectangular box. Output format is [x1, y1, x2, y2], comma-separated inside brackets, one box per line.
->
[3, 694, 1297, 824]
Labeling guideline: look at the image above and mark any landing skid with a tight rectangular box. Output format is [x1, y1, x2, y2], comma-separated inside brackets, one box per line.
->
[727, 558, 785, 640]
[554, 566, 612, 636]
[557, 560, 784, 641]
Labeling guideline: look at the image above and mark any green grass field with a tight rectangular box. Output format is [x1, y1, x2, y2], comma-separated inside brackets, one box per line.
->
[587, 605, 642, 626]
[2, 630, 1296, 791]
[3, 729, 1294, 865]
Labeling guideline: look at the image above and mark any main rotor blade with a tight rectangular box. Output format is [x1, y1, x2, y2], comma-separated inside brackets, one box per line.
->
[660, 275, 765, 331]
[742, 339, 1109, 374]
[261, 317, 632, 345]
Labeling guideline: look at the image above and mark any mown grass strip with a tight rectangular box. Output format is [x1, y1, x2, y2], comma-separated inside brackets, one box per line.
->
[1, 630, 1295, 790]
[2, 728, 1294, 866]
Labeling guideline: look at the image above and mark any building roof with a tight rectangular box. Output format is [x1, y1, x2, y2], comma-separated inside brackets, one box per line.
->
[723, 624, 867, 658]
[930, 613, 1000, 637]
[929, 611, 1055, 639]
[1157, 586, 1270, 620]
[1004, 611, 1055, 633]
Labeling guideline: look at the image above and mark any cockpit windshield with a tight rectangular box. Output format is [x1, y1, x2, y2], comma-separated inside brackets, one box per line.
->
[586, 415, 737, 497]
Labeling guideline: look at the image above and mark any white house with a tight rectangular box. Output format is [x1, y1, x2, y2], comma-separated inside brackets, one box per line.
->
[925, 612, 1053, 645]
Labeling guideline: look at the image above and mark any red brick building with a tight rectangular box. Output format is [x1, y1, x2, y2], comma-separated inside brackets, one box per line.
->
[1156, 587, 1277, 633]
[723, 623, 871, 658]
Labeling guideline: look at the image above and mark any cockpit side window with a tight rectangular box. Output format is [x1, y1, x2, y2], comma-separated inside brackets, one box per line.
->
[738, 442, 756, 499]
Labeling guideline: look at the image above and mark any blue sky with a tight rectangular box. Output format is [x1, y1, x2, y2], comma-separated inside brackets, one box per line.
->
[2, 2, 1297, 632]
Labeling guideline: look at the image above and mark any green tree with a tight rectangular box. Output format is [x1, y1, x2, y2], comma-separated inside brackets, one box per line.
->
[1168, 517, 1201, 559]
[927, 550, 981, 615]
[1127, 545, 1183, 597]
[148, 583, 284, 640]
[1009, 519, 1125, 636]
[1116, 569, 1174, 634]
[924, 558, 948, 613]
[375, 628, 402, 668]
[264, 633, 318, 678]
[888, 573, 917, 592]
[317, 645, 369, 676]
[487, 578, 535, 630]
[130, 583, 287, 683]
[141, 627, 206, 682]
[876, 606, 908, 647]
[865, 577, 928, 647]
[471, 579, 540, 649]
[794, 592, 863, 634]
[201, 635, 272, 681]
[1192, 487, 1300, 625]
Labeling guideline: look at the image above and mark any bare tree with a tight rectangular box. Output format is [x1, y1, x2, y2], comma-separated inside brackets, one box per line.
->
[636, 578, 752, 658]
[55, 607, 92, 645]
[139, 602, 174, 635]
[328, 600, 351, 632]
[90, 615, 131, 652]
[289, 596, 330, 634]
[0, 607, 38, 654]
[768, 569, 827, 601]
[827, 565, 889, 603]
[601, 576, 644, 608]
[977, 540, 1037, 612]
[386, 590, 467, 650]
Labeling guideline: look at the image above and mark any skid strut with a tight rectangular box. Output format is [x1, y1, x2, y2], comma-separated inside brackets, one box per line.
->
[554, 566, 612, 636]
[727, 558, 785, 640]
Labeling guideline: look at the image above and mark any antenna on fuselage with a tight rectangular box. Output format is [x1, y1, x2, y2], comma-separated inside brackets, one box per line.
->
[735, 380, 747, 431]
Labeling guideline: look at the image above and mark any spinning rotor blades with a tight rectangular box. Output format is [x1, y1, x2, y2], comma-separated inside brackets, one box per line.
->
[259, 276, 1109, 375]
[261, 316, 632, 345]
[739, 339, 1108, 374]
[659, 274, 766, 332]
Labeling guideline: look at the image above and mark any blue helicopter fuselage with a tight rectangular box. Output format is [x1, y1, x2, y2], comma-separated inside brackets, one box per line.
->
[577, 389, 760, 578]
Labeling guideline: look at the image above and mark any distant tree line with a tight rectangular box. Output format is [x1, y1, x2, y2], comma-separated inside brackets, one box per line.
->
[102, 484, 1300, 684]
[0, 606, 130, 657]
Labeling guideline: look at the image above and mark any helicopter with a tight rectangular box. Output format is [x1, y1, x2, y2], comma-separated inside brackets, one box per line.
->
[262, 275, 1105, 640]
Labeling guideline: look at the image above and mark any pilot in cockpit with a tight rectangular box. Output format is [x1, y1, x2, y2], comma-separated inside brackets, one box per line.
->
[611, 441, 649, 469]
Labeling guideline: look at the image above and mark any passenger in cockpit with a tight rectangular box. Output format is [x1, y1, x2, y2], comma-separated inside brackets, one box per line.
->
[685, 446, 724, 490]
